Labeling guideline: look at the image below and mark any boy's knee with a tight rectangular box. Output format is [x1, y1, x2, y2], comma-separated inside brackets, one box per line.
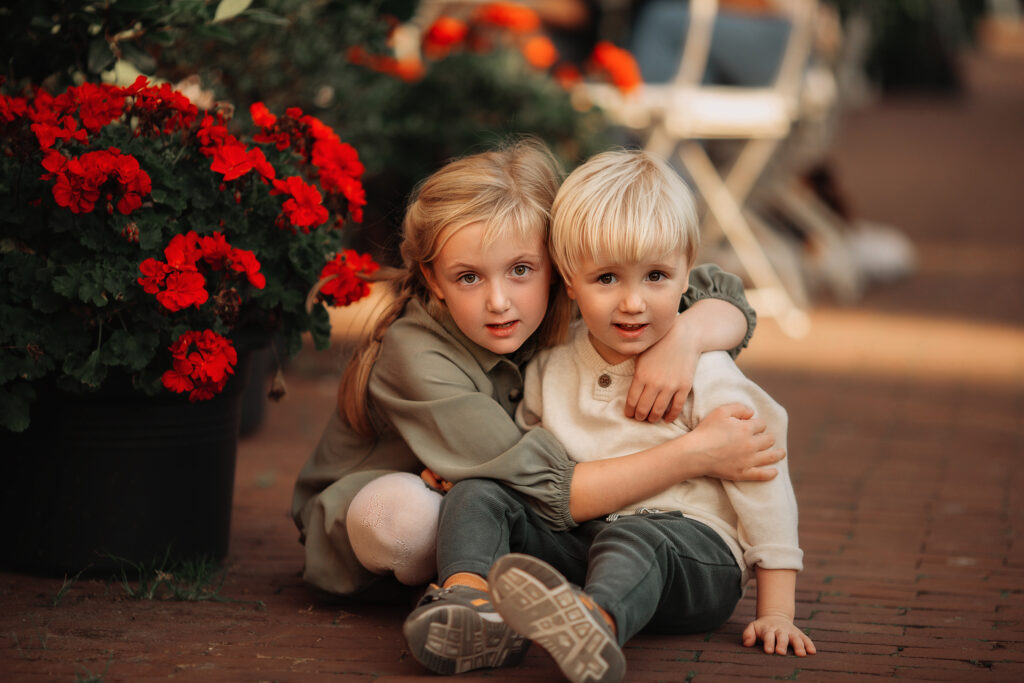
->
[444, 478, 508, 507]
[346, 472, 442, 586]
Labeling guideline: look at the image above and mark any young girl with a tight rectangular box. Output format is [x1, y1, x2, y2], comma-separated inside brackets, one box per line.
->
[290, 138, 781, 607]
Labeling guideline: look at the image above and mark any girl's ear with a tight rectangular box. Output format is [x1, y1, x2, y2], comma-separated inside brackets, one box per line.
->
[420, 263, 444, 300]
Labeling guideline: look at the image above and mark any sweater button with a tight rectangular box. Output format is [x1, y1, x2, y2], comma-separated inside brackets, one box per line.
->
[508, 388, 522, 402]
[598, 373, 612, 388]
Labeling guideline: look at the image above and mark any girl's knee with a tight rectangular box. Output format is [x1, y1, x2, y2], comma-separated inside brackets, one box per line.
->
[346, 472, 442, 586]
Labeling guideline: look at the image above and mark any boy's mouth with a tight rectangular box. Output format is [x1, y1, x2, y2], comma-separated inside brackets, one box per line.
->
[613, 322, 648, 338]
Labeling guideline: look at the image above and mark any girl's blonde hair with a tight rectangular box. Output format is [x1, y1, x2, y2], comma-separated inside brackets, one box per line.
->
[549, 149, 700, 278]
[338, 138, 572, 437]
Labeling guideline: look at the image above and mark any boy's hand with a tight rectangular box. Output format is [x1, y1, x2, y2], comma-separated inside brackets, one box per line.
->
[689, 403, 784, 481]
[743, 614, 816, 656]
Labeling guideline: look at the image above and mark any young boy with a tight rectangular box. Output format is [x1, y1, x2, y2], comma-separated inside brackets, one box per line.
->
[487, 149, 815, 682]
[403, 149, 811, 682]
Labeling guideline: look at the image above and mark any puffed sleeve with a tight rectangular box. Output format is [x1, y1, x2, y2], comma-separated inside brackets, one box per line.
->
[682, 263, 756, 357]
[370, 321, 578, 531]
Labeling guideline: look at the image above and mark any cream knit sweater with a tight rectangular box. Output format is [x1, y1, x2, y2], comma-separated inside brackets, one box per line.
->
[516, 322, 803, 584]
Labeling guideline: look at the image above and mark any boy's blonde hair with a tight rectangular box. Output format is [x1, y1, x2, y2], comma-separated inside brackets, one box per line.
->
[549, 149, 699, 278]
[338, 138, 573, 437]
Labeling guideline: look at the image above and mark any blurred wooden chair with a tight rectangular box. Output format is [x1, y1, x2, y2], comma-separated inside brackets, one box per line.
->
[582, 0, 823, 337]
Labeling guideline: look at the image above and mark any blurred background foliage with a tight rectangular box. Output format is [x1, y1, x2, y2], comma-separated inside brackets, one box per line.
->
[1, 0, 992, 263]
[0, 0, 609, 264]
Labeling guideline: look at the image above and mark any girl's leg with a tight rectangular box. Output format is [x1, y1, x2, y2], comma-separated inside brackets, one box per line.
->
[345, 472, 442, 586]
[585, 512, 743, 644]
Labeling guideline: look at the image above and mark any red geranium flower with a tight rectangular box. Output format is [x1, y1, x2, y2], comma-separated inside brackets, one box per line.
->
[161, 329, 238, 401]
[163, 232, 203, 270]
[210, 141, 254, 181]
[250, 102, 277, 128]
[272, 175, 328, 231]
[316, 249, 379, 307]
[156, 270, 209, 311]
[228, 248, 266, 289]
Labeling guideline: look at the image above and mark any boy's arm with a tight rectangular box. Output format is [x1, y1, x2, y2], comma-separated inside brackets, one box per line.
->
[742, 567, 816, 656]
[629, 264, 754, 423]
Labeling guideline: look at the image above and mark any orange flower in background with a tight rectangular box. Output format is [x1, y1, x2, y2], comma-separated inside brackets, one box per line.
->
[346, 46, 425, 82]
[474, 2, 541, 33]
[522, 35, 558, 69]
[554, 63, 582, 90]
[589, 41, 643, 93]
[424, 16, 469, 58]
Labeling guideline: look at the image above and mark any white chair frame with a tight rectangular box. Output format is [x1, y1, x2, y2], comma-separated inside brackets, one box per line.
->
[583, 0, 821, 337]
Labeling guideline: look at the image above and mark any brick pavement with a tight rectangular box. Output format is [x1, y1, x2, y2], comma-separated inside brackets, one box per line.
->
[2, 52, 1022, 681]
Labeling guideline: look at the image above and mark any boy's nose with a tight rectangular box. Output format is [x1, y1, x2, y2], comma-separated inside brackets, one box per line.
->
[620, 288, 646, 313]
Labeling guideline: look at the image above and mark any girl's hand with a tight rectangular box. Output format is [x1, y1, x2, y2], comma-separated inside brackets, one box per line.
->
[742, 615, 816, 656]
[628, 298, 748, 423]
[628, 312, 701, 423]
[420, 468, 453, 492]
[686, 403, 784, 481]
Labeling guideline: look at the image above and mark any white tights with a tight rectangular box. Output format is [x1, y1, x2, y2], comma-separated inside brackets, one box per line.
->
[345, 472, 442, 586]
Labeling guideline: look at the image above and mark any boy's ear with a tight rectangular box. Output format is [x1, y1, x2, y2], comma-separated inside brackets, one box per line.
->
[420, 263, 444, 300]
[564, 278, 578, 301]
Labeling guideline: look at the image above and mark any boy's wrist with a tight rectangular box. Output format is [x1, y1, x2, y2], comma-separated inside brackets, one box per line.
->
[755, 607, 795, 622]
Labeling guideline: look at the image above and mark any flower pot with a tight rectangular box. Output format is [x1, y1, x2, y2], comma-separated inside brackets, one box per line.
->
[0, 354, 251, 577]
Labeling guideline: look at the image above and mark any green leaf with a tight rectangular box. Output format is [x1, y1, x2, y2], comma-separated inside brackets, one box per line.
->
[87, 37, 116, 75]
[121, 42, 157, 74]
[0, 382, 34, 433]
[241, 8, 289, 26]
[150, 188, 187, 212]
[105, 328, 158, 371]
[112, 0, 162, 12]
[64, 348, 106, 388]
[212, 0, 252, 24]
[193, 23, 235, 42]
[78, 280, 109, 307]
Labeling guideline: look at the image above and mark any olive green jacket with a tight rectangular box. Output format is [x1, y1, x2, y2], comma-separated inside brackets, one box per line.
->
[291, 264, 755, 597]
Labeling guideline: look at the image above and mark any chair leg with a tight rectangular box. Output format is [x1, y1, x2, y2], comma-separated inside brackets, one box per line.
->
[678, 140, 810, 337]
[768, 178, 866, 303]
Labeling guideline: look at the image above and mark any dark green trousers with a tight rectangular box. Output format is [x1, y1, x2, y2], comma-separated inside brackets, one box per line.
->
[437, 478, 743, 645]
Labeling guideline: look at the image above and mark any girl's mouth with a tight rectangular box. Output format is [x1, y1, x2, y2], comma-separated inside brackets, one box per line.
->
[487, 320, 519, 337]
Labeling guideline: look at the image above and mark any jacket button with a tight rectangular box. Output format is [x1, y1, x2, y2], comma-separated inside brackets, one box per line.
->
[508, 388, 522, 402]
[598, 374, 612, 388]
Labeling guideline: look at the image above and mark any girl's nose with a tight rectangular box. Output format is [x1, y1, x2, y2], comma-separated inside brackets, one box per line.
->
[487, 283, 511, 313]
